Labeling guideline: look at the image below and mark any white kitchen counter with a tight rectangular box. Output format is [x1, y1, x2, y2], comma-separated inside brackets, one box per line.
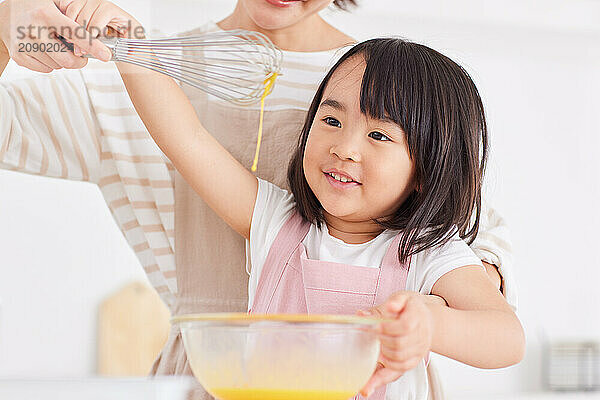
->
[456, 392, 600, 400]
[0, 376, 195, 400]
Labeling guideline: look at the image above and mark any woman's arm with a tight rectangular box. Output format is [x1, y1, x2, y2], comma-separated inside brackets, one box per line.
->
[116, 60, 258, 239]
[0, 67, 105, 182]
[0, 0, 154, 182]
[483, 261, 502, 291]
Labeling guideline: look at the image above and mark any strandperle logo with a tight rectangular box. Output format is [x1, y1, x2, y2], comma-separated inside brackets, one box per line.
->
[15, 19, 145, 42]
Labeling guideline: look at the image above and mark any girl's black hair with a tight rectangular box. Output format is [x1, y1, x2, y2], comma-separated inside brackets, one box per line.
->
[287, 38, 488, 263]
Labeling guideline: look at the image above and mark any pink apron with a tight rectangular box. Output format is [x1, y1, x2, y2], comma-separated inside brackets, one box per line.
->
[250, 211, 411, 400]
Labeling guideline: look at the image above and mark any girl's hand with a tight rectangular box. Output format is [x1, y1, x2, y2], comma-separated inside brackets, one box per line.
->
[357, 292, 434, 397]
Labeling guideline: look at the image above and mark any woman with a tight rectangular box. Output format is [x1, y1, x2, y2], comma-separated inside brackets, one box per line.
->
[0, 1, 514, 399]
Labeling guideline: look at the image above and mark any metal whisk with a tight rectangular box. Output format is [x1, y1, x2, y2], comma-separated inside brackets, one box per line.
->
[84, 30, 283, 106]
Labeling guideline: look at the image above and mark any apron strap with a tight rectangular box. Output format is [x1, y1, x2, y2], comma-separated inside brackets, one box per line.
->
[374, 234, 410, 306]
[250, 211, 310, 312]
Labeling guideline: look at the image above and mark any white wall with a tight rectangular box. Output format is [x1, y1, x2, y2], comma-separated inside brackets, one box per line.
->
[1, 0, 599, 398]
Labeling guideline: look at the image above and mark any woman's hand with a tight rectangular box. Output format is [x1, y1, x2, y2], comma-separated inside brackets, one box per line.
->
[0, 0, 141, 73]
[54, 0, 145, 53]
[483, 261, 502, 292]
[357, 292, 434, 397]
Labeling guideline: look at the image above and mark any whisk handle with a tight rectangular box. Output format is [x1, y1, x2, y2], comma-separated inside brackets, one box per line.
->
[57, 35, 118, 60]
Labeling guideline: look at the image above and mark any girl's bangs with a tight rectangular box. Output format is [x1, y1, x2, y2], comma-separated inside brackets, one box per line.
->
[358, 41, 405, 127]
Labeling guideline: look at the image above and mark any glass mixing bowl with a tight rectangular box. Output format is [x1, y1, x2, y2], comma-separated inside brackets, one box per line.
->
[171, 313, 380, 400]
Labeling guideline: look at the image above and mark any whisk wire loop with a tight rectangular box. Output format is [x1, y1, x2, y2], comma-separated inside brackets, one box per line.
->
[105, 29, 282, 106]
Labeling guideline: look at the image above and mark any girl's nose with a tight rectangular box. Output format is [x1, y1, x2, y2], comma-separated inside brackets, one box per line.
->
[330, 134, 362, 162]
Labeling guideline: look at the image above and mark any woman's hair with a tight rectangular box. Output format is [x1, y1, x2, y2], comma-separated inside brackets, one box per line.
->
[288, 38, 488, 263]
[333, 0, 356, 9]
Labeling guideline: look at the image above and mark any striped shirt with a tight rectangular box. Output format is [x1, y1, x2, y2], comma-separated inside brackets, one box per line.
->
[0, 22, 516, 311]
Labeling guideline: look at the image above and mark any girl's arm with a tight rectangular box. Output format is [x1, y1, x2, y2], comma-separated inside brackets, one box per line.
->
[359, 266, 524, 396]
[427, 265, 524, 367]
[115, 61, 257, 239]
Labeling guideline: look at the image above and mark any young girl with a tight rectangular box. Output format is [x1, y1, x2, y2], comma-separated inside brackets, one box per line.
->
[115, 36, 524, 399]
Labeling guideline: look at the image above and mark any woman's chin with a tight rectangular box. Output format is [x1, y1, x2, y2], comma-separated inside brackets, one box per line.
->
[251, 15, 302, 31]
[245, 2, 305, 30]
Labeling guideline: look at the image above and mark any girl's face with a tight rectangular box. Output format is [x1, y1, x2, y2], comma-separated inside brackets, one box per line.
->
[303, 56, 417, 224]
[238, 0, 333, 30]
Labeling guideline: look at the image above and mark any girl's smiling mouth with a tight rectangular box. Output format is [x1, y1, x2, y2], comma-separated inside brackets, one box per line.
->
[323, 168, 362, 188]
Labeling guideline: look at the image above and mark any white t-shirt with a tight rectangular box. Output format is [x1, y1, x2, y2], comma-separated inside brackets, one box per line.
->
[246, 178, 484, 400]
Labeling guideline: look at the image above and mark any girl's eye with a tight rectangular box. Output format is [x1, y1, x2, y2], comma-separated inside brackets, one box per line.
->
[368, 131, 391, 141]
[323, 117, 341, 128]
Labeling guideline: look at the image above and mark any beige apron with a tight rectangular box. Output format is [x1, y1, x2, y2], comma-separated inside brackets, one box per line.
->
[149, 84, 307, 399]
